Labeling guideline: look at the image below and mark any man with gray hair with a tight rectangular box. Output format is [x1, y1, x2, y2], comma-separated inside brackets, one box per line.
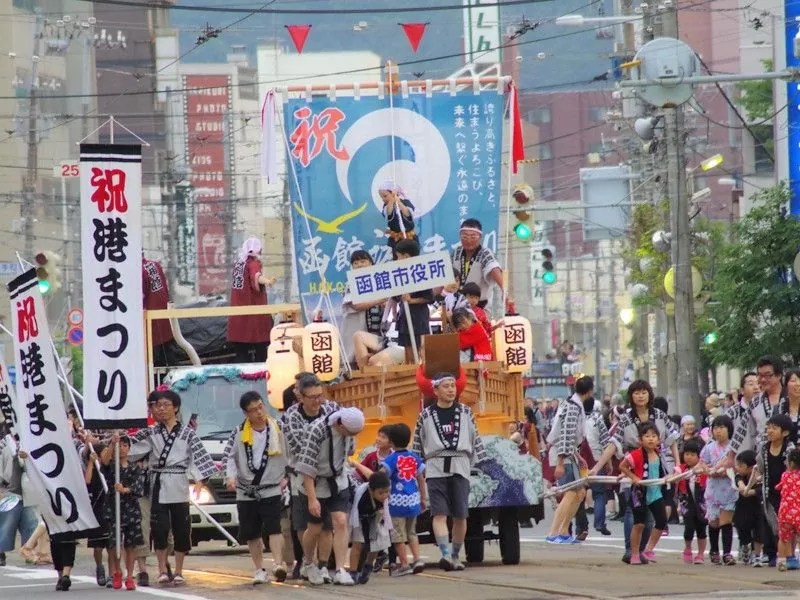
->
[296, 406, 366, 586]
[413, 372, 486, 571]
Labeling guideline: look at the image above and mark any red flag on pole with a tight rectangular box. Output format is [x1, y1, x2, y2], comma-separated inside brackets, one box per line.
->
[400, 23, 428, 53]
[510, 82, 525, 173]
[285, 25, 312, 54]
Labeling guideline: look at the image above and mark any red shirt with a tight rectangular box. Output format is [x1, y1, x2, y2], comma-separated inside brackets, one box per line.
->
[142, 259, 173, 346]
[472, 305, 492, 335]
[227, 256, 273, 343]
[458, 321, 493, 361]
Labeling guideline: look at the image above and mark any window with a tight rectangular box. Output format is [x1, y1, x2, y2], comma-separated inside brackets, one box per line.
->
[13, 0, 36, 11]
[527, 107, 551, 124]
[537, 144, 553, 160]
[751, 124, 774, 174]
[588, 106, 609, 122]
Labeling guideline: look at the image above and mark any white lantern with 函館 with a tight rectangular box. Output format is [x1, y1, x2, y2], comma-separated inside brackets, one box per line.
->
[303, 321, 340, 382]
[492, 314, 532, 374]
[267, 323, 303, 409]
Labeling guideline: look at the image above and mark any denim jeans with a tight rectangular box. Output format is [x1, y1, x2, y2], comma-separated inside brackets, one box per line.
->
[592, 484, 608, 530]
[623, 487, 652, 557]
[0, 500, 38, 552]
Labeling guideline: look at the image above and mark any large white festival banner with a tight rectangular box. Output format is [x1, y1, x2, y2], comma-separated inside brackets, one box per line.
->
[79, 144, 147, 429]
[8, 269, 99, 536]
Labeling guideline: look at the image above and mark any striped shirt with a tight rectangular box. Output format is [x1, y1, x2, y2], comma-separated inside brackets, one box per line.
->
[295, 417, 354, 499]
[609, 407, 679, 457]
[546, 394, 586, 467]
[727, 399, 757, 454]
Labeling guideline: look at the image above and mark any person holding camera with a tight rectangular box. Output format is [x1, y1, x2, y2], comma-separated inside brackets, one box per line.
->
[224, 391, 288, 585]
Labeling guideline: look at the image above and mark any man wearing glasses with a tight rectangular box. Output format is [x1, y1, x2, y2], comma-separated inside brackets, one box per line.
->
[450, 218, 504, 303]
[128, 390, 217, 586]
[224, 391, 287, 584]
[751, 356, 786, 451]
[281, 373, 339, 583]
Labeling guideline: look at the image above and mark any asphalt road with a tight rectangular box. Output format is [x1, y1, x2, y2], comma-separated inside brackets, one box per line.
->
[3, 519, 800, 600]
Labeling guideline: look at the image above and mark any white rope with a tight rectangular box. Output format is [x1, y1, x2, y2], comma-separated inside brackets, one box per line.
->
[386, 73, 407, 239]
[276, 95, 352, 377]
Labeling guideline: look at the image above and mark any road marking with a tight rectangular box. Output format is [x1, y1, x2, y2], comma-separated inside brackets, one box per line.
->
[0, 583, 55, 589]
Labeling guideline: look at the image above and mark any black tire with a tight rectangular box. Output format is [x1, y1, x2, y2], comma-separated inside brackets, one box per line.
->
[498, 508, 520, 565]
[465, 512, 485, 564]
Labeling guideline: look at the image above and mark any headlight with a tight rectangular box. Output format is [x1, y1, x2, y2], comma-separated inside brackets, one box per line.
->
[192, 485, 214, 504]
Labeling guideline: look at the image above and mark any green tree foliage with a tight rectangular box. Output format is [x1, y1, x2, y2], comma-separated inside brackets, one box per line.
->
[70, 344, 83, 394]
[707, 183, 800, 368]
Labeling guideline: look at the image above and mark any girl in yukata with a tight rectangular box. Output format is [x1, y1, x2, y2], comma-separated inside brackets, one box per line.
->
[700, 415, 739, 565]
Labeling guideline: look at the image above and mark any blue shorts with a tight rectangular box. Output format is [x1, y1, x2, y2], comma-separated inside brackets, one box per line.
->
[0, 499, 38, 552]
[557, 462, 582, 487]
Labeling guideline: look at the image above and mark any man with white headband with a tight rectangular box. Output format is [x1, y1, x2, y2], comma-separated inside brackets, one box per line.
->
[378, 181, 416, 249]
[412, 372, 486, 571]
[451, 218, 503, 303]
[296, 406, 365, 586]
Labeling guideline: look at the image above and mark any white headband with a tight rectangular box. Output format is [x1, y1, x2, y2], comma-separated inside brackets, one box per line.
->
[432, 375, 456, 387]
[459, 227, 482, 234]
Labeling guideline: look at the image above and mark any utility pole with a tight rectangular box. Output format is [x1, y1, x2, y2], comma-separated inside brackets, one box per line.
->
[608, 251, 618, 392]
[661, 4, 699, 416]
[594, 255, 602, 391]
[23, 13, 44, 262]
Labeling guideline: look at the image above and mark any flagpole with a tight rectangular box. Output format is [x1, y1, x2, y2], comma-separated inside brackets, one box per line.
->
[115, 439, 121, 562]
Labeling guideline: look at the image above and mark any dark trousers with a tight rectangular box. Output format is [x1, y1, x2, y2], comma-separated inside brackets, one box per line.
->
[151, 502, 191, 553]
[734, 502, 766, 547]
[51, 539, 77, 573]
[632, 497, 668, 530]
[683, 508, 708, 541]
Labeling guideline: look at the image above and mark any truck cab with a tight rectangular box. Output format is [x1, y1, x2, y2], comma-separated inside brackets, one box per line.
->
[161, 364, 277, 546]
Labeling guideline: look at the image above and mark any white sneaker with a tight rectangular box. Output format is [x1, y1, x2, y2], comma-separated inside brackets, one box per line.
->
[319, 566, 332, 584]
[252, 569, 267, 585]
[306, 565, 324, 586]
[332, 568, 355, 586]
[299, 563, 309, 580]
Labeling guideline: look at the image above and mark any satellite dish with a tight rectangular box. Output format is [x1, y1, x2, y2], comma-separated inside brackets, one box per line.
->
[632, 37, 696, 107]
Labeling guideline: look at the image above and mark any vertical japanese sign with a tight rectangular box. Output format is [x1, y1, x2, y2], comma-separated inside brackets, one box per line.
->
[183, 75, 233, 294]
[283, 90, 503, 319]
[462, 0, 502, 64]
[492, 315, 532, 373]
[0, 354, 18, 440]
[786, 5, 800, 215]
[174, 183, 197, 288]
[8, 269, 99, 535]
[79, 144, 147, 429]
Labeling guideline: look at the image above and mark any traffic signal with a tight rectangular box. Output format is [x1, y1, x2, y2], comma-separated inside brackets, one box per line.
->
[35, 251, 62, 295]
[512, 184, 533, 241]
[541, 248, 556, 284]
[703, 331, 718, 345]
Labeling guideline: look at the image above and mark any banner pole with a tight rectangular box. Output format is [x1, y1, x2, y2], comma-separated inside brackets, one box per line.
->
[115, 440, 121, 561]
[403, 301, 419, 364]
[189, 498, 239, 546]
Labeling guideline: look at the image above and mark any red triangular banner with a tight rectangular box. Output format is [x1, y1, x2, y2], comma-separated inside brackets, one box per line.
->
[510, 83, 525, 173]
[285, 24, 311, 54]
[400, 23, 428, 53]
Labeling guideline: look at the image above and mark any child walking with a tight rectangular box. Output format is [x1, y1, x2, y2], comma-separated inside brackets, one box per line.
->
[348, 472, 392, 584]
[701, 415, 739, 565]
[101, 436, 145, 590]
[382, 423, 426, 576]
[733, 450, 766, 566]
[619, 422, 668, 565]
[775, 448, 800, 571]
[676, 438, 707, 564]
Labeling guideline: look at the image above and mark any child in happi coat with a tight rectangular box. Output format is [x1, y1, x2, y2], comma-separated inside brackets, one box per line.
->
[700, 415, 739, 565]
[757, 414, 794, 568]
[775, 448, 800, 571]
[101, 436, 145, 590]
[378, 181, 416, 249]
[619, 422, 668, 565]
[734, 450, 766, 566]
[348, 472, 392, 584]
[676, 438, 708, 564]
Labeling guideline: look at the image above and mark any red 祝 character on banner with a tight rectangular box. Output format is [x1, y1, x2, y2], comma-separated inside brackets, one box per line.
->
[289, 106, 350, 167]
[90, 167, 129, 213]
[16, 297, 39, 343]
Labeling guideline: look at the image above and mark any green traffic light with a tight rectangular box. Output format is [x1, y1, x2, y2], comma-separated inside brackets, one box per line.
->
[38, 279, 51, 295]
[704, 332, 718, 344]
[514, 223, 532, 241]
[542, 271, 557, 285]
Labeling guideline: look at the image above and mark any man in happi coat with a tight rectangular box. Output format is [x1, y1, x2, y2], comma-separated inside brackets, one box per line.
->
[280, 372, 339, 581]
[128, 390, 216, 586]
[413, 372, 486, 571]
[295, 406, 365, 587]
[224, 390, 287, 584]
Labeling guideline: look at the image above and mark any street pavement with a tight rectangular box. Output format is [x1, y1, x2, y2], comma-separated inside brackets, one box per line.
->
[3, 518, 800, 600]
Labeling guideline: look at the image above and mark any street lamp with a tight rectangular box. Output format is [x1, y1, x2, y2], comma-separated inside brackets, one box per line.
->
[619, 308, 636, 326]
